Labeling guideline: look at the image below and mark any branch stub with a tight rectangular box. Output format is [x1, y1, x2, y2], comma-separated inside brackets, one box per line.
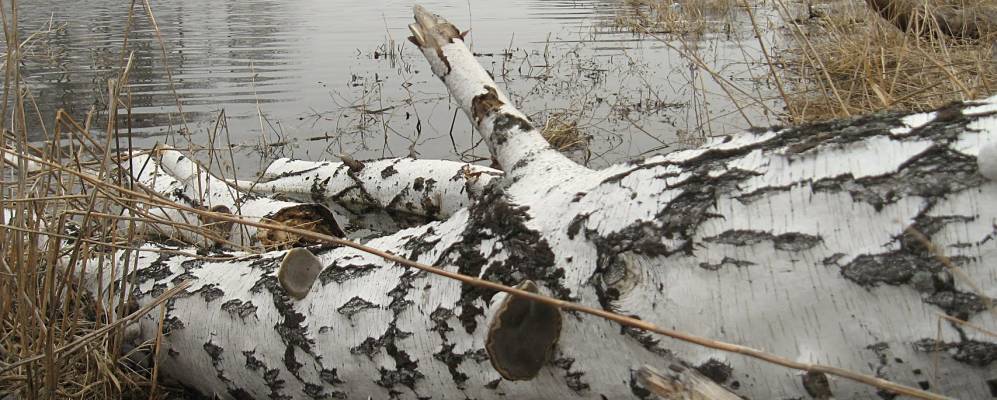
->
[485, 280, 562, 381]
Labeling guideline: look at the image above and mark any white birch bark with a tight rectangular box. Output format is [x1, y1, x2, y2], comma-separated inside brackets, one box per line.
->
[72, 7, 997, 400]
[128, 147, 343, 249]
[233, 157, 501, 219]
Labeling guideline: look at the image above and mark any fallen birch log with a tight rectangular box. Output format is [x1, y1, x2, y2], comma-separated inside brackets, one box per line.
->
[127, 146, 345, 250]
[71, 6, 997, 400]
[233, 157, 501, 219]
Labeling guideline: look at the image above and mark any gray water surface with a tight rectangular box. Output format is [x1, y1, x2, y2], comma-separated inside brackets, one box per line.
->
[12, 0, 786, 173]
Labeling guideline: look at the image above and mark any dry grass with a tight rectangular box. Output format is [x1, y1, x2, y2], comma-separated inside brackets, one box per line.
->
[612, 0, 996, 124]
[539, 111, 591, 152]
[782, 0, 997, 122]
[612, 0, 739, 34]
[0, 3, 223, 399]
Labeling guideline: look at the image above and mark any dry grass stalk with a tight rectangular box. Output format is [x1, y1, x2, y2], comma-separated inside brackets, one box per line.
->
[613, 0, 738, 34]
[539, 111, 591, 152]
[782, 0, 996, 122]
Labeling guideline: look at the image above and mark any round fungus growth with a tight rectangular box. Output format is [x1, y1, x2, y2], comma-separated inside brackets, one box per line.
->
[485, 280, 563, 381]
[278, 247, 324, 300]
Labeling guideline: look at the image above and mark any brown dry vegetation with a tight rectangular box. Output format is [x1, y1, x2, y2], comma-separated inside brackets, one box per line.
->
[783, 0, 997, 122]
[0, 5, 221, 400]
[613, 0, 997, 124]
[613, 0, 740, 34]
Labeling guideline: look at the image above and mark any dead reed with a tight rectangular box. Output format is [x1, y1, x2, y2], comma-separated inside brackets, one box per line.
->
[0, 2, 230, 399]
[614, 0, 996, 124]
[612, 0, 738, 34]
[779, 0, 996, 122]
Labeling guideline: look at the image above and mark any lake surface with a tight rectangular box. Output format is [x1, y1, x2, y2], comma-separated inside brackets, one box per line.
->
[11, 0, 788, 174]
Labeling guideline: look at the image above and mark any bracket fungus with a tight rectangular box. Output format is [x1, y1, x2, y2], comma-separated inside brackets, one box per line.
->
[278, 247, 324, 300]
[485, 280, 563, 381]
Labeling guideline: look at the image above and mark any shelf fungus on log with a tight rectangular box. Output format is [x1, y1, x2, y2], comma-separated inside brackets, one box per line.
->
[233, 157, 501, 219]
[129, 146, 344, 250]
[279, 247, 325, 299]
[485, 280, 563, 381]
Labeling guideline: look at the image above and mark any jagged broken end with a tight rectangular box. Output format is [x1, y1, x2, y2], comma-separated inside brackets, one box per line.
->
[408, 5, 462, 49]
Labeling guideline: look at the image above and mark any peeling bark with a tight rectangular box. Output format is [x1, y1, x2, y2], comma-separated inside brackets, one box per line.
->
[69, 7, 997, 400]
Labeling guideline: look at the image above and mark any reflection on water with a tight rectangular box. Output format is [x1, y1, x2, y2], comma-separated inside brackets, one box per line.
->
[8, 0, 786, 172]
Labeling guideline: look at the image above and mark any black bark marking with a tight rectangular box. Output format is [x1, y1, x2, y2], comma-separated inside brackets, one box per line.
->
[433, 343, 470, 387]
[162, 316, 185, 335]
[377, 326, 424, 389]
[308, 176, 331, 203]
[699, 257, 756, 271]
[196, 284, 224, 303]
[228, 388, 254, 399]
[554, 355, 588, 393]
[381, 165, 398, 178]
[221, 299, 258, 320]
[802, 371, 833, 399]
[203, 340, 232, 384]
[704, 230, 823, 250]
[491, 113, 534, 146]
[204, 341, 223, 364]
[925, 290, 990, 320]
[336, 296, 377, 319]
[133, 252, 174, 285]
[696, 358, 732, 383]
[404, 227, 441, 262]
[839, 219, 992, 318]
[319, 260, 377, 286]
[913, 339, 997, 367]
[250, 272, 319, 389]
[450, 185, 563, 333]
[242, 350, 291, 400]
[420, 195, 441, 218]
[429, 307, 454, 339]
[320, 368, 345, 385]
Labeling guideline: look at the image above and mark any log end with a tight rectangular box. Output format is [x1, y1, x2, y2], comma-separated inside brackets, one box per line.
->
[408, 5, 462, 50]
[485, 280, 562, 381]
[278, 247, 324, 300]
[257, 204, 345, 251]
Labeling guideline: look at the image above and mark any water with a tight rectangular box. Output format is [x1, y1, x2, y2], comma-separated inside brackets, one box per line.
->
[10, 0, 788, 174]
